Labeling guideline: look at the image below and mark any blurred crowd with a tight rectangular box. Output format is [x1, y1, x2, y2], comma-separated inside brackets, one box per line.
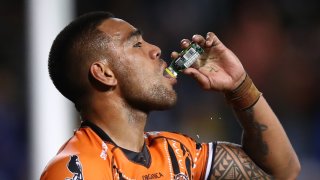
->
[1, 0, 319, 179]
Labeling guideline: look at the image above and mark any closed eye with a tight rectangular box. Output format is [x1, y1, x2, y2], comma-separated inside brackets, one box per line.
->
[133, 42, 142, 48]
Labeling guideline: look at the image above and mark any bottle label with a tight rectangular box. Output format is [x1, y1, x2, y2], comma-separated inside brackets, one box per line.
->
[182, 47, 200, 68]
[164, 42, 204, 78]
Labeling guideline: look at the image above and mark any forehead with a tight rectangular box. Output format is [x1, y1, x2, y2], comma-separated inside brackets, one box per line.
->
[98, 18, 137, 43]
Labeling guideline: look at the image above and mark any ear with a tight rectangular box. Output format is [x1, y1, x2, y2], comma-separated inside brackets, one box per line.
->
[90, 61, 117, 86]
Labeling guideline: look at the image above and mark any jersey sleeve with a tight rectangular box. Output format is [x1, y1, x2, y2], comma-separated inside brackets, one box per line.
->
[192, 141, 216, 179]
[41, 128, 115, 180]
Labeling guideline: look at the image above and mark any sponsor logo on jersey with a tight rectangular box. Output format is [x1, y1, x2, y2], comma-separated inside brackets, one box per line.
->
[142, 172, 164, 180]
[65, 155, 84, 180]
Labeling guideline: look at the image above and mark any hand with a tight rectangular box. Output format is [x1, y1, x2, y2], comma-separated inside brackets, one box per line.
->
[171, 32, 246, 92]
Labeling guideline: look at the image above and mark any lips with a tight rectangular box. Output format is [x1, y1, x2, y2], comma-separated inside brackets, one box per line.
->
[161, 60, 177, 85]
[163, 70, 173, 78]
[164, 73, 177, 85]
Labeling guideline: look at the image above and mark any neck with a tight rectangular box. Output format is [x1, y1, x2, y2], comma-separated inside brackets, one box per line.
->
[81, 95, 148, 152]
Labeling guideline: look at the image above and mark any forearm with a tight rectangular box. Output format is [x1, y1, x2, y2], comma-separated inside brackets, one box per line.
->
[233, 91, 300, 179]
[181, 32, 300, 178]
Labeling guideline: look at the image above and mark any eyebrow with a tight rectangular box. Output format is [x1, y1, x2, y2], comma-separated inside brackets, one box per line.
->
[127, 29, 142, 41]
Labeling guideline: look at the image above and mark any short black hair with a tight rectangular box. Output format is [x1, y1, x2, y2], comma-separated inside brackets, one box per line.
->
[48, 11, 114, 104]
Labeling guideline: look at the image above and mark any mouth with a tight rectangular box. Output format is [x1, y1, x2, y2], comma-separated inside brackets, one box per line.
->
[161, 60, 177, 84]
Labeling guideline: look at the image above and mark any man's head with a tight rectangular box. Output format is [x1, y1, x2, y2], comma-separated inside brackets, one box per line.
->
[49, 11, 177, 112]
[49, 11, 114, 104]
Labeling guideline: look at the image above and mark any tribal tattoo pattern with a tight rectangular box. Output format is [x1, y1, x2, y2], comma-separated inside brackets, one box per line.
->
[211, 143, 272, 180]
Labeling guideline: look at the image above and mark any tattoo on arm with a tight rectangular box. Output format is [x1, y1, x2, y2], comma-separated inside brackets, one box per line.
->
[249, 121, 268, 156]
[242, 109, 269, 160]
[211, 142, 273, 180]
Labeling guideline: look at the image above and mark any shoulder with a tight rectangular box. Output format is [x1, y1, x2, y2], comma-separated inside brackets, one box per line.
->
[145, 131, 217, 179]
[41, 152, 112, 180]
[41, 128, 113, 179]
[145, 131, 197, 145]
[41, 147, 88, 180]
[145, 131, 216, 154]
[145, 131, 195, 140]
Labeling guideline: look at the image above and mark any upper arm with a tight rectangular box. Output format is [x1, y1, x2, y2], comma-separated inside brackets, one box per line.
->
[210, 142, 273, 180]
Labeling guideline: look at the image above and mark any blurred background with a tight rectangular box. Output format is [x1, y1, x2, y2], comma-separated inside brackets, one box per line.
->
[1, 0, 320, 179]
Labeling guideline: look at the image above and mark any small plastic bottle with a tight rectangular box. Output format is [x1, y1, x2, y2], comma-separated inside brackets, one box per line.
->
[164, 42, 204, 78]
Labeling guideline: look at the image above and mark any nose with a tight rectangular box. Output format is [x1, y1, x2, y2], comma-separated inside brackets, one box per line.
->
[150, 44, 161, 60]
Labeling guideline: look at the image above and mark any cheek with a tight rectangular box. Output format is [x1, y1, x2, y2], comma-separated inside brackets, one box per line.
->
[116, 52, 160, 85]
[126, 61, 157, 81]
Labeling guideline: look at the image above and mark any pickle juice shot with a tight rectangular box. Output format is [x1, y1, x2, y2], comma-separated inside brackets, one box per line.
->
[164, 42, 204, 78]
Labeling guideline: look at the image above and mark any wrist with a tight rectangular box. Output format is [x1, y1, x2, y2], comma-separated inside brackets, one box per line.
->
[224, 74, 262, 111]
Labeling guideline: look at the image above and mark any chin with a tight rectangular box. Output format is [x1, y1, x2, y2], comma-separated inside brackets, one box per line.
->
[152, 98, 177, 111]
[137, 93, 177, 112]
[126, 82, 177, 111]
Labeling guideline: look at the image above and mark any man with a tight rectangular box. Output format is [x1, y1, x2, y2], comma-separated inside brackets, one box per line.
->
[41, 11, 300, 179]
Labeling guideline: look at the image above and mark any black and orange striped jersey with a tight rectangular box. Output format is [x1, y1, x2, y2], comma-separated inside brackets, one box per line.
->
[41, 121, 216, 180]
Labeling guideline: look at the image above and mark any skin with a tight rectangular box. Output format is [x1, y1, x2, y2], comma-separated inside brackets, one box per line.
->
[179, 33, 301, 179]
[80, 18, 300, 179]
[80, 18, 177, 152]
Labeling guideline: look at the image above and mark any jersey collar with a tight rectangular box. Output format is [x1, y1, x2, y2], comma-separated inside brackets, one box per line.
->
[80, 120, 151, 168]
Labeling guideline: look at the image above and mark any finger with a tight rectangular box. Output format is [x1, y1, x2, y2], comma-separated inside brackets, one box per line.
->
[192, 34, 206, 47]
[205, 32, 224, 49]
[170, 51, 179, 60]
[205, 32, 215, 47]
[180, 39, 191, 49]
[183, 68, 211, 90]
